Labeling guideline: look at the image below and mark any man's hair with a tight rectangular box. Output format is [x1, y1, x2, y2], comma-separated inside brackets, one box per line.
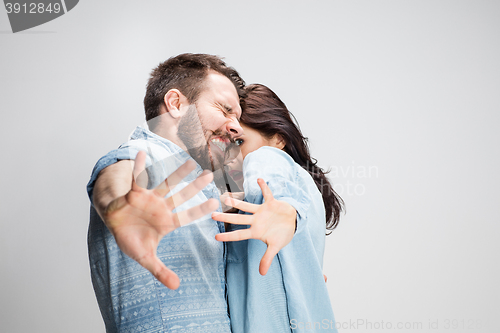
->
[144, 53, 246, 121]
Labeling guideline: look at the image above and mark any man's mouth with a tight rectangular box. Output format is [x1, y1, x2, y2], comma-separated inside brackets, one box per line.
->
[210, 136, 230, 154]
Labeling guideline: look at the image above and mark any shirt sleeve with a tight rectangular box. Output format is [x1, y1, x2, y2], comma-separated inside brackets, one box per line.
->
[86, 140, 155, 206]
[242, 146, 311, 232]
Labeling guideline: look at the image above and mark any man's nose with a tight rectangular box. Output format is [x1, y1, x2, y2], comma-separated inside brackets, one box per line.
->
[226, 117, 243, 138]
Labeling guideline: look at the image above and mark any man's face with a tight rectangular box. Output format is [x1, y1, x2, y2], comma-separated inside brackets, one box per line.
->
[177, 72, 243, 172]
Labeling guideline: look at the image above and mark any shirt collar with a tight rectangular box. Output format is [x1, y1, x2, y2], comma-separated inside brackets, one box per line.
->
[129, 126, 204, 182]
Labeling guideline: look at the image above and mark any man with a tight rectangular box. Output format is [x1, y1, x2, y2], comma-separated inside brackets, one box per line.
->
[87, 54, 296, 333]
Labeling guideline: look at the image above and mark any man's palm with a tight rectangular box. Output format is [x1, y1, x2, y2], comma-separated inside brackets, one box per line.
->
[104, 151, 219, 289]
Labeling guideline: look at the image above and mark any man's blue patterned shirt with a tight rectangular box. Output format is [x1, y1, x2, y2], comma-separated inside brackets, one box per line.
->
[87, 127, 230, 333]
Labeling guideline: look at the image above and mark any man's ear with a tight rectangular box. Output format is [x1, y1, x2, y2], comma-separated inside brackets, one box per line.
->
[163, 89, 184, 119]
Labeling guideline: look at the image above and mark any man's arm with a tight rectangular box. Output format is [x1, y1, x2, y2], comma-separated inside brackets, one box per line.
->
[92, 159, 135, 222]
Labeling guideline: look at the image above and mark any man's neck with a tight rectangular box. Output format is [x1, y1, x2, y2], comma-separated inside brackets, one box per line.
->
[147, 114, 188, 152]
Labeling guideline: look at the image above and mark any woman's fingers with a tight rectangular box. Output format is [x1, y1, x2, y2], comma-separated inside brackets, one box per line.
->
[154, 159, 197, 197]
[259, 245, 279, 276]
[212, 212, 253, 225]
[257, 178, 274, 202]
[228, 191, 245, 201]
[215, 228, 253, 242]
[223, 196, 258, 213]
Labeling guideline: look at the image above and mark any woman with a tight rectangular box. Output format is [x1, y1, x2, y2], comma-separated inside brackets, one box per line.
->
[214, 84, 343, 333]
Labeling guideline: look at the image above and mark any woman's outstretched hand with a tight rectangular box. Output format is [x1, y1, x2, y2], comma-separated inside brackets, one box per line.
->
[104, 151, 219, 289]
[212, 178, 297, 276]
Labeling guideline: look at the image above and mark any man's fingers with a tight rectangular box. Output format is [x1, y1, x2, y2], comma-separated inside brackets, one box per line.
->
[223, 197, 258, 213]
[214, 228, 253, 242]
[138, 254, 180, 290]
[174, 198, 219, 227]
[165, 170, 213, 209]
[212, 212, 253, 225]
[257, 178, 274, 202]
[132, 151, 147, 191]
[154, 159, 197, 197]
[259, 245, 279, 276]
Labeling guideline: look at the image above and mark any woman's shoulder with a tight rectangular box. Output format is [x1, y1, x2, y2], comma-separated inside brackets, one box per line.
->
[243, 146, 300, 182]
[243, 146, 296, 169]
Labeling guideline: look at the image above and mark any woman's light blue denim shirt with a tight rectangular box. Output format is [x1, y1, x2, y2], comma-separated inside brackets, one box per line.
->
[87, 127, 231, 333]
[226, 146, 338, 333]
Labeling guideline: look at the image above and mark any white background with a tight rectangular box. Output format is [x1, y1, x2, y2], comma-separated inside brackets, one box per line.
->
[1, 1, 499, 332]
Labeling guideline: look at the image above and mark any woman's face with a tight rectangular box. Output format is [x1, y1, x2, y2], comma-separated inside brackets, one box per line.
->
[224, 124, 284, 191]
[235, 124, 282, 159]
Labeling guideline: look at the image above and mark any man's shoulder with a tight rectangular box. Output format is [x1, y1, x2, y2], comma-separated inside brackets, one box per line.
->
[86, 127, 190, 203]
[125, 126, 181, 157]
[103, 126, 189, 171]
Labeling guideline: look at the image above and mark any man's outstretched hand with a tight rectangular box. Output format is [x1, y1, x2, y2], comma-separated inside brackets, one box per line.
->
[212, 178, 297, 276]
[103, 151, 219, 289]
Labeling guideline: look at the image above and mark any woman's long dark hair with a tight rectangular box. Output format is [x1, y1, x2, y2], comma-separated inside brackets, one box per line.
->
[241, 84, 344, 232]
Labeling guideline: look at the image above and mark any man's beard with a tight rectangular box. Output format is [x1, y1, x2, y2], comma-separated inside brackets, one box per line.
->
[177, 104, 236, 192]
